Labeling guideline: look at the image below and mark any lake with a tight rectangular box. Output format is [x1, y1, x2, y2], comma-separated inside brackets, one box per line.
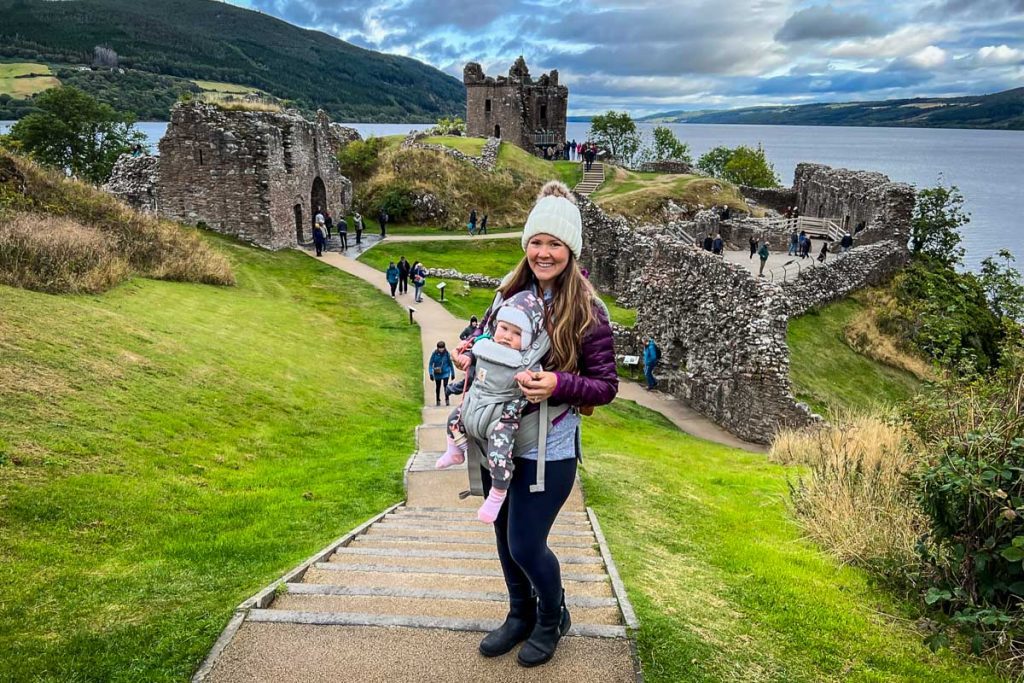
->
[3, 119, 1021, 269]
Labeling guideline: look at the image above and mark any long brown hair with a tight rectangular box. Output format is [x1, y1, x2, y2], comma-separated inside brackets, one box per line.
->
[498, 254, 596, 372]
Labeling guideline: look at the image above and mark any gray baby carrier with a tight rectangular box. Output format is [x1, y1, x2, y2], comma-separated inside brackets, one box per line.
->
[460, 291, 570, 497]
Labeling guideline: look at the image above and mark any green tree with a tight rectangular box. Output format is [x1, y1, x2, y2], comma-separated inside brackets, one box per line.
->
[979, 249, 1024, 322]
[911, 184, 969, 266]
[588, 111, 642, 166]
[651, 125, 692, 164]
[697, 144, 779, 187]
[9, 86, 144, 184]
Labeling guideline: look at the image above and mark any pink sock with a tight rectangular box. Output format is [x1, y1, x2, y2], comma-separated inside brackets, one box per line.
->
[435, 437, 466, 469]
[477, 488, 507, 523]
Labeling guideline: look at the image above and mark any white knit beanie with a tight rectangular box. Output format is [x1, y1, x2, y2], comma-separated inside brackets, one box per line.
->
[495, 306, 533, 348]
[522, 181, 583, 259]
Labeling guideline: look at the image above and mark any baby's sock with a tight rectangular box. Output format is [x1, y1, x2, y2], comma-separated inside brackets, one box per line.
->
[477, 488, 507, 523]
[435, 437, 466, 469]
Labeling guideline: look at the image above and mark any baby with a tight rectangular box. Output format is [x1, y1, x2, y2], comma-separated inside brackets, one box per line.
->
[435, 291, 545, 523]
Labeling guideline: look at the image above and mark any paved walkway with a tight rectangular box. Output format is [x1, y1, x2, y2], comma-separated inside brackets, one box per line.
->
[721, 243, 845, 282]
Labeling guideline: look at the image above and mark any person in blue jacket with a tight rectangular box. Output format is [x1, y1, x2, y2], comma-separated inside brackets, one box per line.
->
[385, 261, 399, 297]
[428, 340, 455, 406]
[643, 336, 660, 391]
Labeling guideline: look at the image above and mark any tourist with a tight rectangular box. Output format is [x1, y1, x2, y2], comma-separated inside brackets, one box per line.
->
[479, 214, 489, 235]
[840, 232, 853, 253]
[312, 216, 326, 257]
[721, 205, 731, 220]
[469, 208, 477, 235]
[459, 315, 479, 340]
[428, 340, 455, 407]
[324, 211, 334, 238]
[398, 256, 411, 294]
[784, 206, 793, 220]
[788, 229, 799, 256]
[853, 220, 866, 235]
[315, 206, 324, 227]
[798, 231, 810, 259]
[749, 235, 758, 259]
[337, 213, 348, 251]
[643, 336, 660, 391]
[378, 208, 389, 238]
[817, 241, 829, 263]
[758, 240, 770, 277]
[702, 233, 714, 251]
[386, 261, 399, 297]
[570, 139, 577, 161]
[452, 179, 617, 667]
[412, 261, 426, 303]
[354, 211, 364, 245]
[712, 234, 724, 256]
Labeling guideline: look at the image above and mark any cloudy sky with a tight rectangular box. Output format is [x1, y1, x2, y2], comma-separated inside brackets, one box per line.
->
[226, 0, 1024, 115]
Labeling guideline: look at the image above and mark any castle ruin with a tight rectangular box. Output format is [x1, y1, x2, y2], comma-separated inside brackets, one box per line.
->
[464, 57, 568, 157]
[105, 102, 359, 250]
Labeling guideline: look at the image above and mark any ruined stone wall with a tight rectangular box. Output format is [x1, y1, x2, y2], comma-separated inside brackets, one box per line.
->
[153, 102, 352, 250]
[794, 163, 914, 242]
[640, 159, 696, 174]
[782, 240, 908, 316]
[464, 58, 568, 156]
[739, 185, 797, 213]
[103, 155, 158, 213]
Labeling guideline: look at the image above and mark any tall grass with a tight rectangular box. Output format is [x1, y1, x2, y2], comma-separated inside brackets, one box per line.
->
[771, 412, 926, 581]
[0, 151, 233, 293]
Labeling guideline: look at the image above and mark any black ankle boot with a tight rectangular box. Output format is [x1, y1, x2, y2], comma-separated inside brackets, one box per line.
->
[479, 595, 536, 657]
[517, 591, 571, 667]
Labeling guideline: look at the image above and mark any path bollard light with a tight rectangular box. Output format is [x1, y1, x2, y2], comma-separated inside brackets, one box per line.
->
[408, 306, 416, 324]
[437, 281, 446, 302]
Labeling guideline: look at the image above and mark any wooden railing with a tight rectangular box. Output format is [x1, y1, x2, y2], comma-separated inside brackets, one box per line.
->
[751, 215, 844, 241]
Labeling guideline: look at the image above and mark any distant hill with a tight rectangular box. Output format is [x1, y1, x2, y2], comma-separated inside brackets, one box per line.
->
[0, 0, 465, 123]
[639, 88, 1024, 130]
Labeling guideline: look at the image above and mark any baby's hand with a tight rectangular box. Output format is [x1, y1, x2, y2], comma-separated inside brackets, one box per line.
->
[454, 352, 472, 371]
[514, 371, 534, 387]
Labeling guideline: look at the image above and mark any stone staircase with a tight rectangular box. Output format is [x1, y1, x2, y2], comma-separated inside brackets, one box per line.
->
[573, 162, 605, 196]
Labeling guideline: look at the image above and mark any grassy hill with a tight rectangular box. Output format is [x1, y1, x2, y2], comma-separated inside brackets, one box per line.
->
[591, 165, 755, 221]
[639, 87, 1024, 130]
[0, 0, 465, 122]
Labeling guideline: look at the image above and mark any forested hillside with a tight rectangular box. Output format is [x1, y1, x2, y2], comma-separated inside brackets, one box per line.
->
[0, 0, 465, 122]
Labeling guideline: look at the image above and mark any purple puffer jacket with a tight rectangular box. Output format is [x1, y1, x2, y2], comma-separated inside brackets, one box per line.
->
[474, 293, 618, 410]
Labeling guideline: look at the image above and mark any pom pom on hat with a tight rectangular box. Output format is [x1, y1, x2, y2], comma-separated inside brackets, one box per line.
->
[522, 180, 583, 258]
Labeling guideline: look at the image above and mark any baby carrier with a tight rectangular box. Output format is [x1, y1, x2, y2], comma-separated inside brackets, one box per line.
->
[460, 290, 571, 497]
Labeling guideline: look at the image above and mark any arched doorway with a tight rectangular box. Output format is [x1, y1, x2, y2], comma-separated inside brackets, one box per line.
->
[310, 177, 327, 227]
[294, 204, 304, 243]
[493, 124, 500, 138]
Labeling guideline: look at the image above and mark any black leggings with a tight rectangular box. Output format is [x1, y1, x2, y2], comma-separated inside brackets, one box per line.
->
[481, 457, 577, 613]
[399, 275, 408, 293]
[434, 377, 448, 402]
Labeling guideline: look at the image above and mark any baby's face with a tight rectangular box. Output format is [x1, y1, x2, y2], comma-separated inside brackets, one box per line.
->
[494, 321, 523, 350]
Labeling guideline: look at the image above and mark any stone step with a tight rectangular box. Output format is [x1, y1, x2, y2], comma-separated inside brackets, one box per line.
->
[372, 521, 594, 538]
[387, 510, 592, 528]
[311, 561, 609, 582]
[268, 594, 622, 626]
[416, 425, 448, 452]
[353, 533, 597, 552]
[331, 546, 603, 565]
[283, 583, 617, 608]
[248, 609, 627, 639]
[301, 566, 615, 597]
[204, 623, 637, 682]
[364, 525, 592, 545]
[405, 505, 589, 519]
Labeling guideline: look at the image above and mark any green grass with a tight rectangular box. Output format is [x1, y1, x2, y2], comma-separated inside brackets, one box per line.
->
[357, 238, 525, 279]
[582, 400, 1000, 682]
[0, 234, 422, 681]
[591, 166, 757, 220]
[192, 79, 264, 94]
[0, 61, 59, 98]
[787, 298, 921, 415]
[598, 293, 637, 327]
[421, 135, 485, 156]
[357, 218, 520, 236]
[495, 142, 582, 187]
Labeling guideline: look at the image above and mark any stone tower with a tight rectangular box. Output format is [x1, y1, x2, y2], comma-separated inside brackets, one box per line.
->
[463, 57, 568, 157]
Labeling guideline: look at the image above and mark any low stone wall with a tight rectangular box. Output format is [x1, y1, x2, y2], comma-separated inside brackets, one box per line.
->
[782, 240, 908, 316]
[639, 159, 694, 174]
[425, 267, 501, 289]
[740, 185, 797, 213]
[401, 132, 500, 172]
[103, 155, 158, 213]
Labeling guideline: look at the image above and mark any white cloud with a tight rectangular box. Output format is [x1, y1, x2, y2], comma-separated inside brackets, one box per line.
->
[977, 44, 1024, 64]
[829, 24, 954, 59]
[907, 45, 948, 68]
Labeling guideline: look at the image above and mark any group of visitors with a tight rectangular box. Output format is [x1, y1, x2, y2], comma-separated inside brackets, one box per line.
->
[467, 209, 489, 235]
[385, 256, 428, 302]
[579, 142, 599, 171]
[310, 205, 368, 256]
[787, 229, 845, 263]
[701, 233, 725, 256]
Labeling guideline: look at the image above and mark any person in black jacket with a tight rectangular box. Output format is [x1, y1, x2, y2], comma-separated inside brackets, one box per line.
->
[702, 233, 714, 251]
[397, 256, 411, 295]
[459, 315, 479, 340]
[378, 208, 389, 237]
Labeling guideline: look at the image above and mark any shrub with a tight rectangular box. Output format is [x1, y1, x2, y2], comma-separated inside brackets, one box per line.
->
[337, 137, 387, 183]
[908, 355, 1024, 653]
[772, 412, 924, 580]
[697, 144, 780, 188]
[432, 116, 466, 136]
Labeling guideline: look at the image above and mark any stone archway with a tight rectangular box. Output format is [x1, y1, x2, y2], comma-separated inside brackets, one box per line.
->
[310, 176, 327, 227]
[294, 204, 304, 243]
[494, 124, 501, 138]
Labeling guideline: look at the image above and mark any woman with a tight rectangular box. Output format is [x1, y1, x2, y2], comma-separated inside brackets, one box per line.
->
[411, 261, 426, 303]
[385, 261, 399, 298]
[427, 341, 454, 406]
[312, 216, 326, 257]
[456, 181, 617, 668]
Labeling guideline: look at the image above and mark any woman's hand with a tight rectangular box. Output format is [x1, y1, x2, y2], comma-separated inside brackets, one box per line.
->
[517, 371, 558, 403]
[453, 352, 472, 371]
